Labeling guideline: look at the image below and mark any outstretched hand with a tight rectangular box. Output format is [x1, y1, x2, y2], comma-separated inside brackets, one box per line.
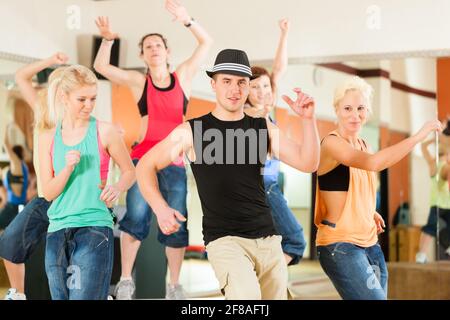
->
[165, 0, 191, 25]
[155, 205, 187, 235]
[374, 212, 385, 234]
[282, 88, 315, 119]
[279, 18, 290, 33]
[95, 16, 119, 40]
[414, 120, 442, 142]
[51, 52, 69, 65]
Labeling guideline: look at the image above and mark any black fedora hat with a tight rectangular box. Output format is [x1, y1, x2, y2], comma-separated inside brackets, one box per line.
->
[206, 49, 253, 79]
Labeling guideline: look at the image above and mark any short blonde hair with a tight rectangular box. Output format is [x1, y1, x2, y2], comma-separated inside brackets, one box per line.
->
[333, 76, 373, 113]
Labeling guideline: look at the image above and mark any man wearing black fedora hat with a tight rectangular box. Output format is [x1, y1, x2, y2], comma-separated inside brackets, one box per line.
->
[136, 48, 320, 299]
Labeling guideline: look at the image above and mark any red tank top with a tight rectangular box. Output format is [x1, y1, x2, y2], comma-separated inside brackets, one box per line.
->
[130, 72, 185, 166]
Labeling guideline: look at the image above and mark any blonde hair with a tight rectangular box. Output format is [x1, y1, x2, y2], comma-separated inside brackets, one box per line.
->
[42, 65, 97, 129]
[34, 66, 67, 132]
[333, 76, 373, 113]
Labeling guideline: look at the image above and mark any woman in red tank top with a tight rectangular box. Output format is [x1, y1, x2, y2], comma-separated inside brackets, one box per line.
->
[93, 0, 212, 300]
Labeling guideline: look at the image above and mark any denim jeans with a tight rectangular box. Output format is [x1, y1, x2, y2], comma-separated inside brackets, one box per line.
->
[422, 206, 450, 239]
[0, 197, 50, 263]
[317, 242, 388, 300]
[45, 226, 114, 300]
[0, 203, 20, 230]
[264, 180, 306, 265]
[119, 160, 188, 248]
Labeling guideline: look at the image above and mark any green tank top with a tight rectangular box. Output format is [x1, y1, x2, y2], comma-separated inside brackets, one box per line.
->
[430, 161, 450, 209]
[47, 117, 113, 232]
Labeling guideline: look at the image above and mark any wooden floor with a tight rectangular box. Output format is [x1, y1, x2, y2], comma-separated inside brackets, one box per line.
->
[176, 259, 340, 300]
[288, 260, 340, 300]
[8, 258, 450, 300]
[0, 257, 339, 300]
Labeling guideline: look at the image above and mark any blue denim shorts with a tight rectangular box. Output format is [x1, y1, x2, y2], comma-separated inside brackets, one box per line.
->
[264, 179, 306, 265]
[0, 197, 50, 263]
[118, 160, 188, 248]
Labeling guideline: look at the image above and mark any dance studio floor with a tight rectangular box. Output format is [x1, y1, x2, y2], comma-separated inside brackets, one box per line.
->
[0, 258, 340, 300]
[177, 259, 340, 300]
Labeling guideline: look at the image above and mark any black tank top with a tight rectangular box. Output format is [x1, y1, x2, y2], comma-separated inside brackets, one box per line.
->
[137, 73, 188, 117]
[188, 113, 277, 245]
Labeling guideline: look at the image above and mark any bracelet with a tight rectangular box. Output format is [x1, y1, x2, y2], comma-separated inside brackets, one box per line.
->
[184, 17, 195, 28]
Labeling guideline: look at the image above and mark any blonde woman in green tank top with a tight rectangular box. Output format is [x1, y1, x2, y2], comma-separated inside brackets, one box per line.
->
[0, 54, 69, 300]
[38, 65, 135, 300]
[416, 137, 450, 263]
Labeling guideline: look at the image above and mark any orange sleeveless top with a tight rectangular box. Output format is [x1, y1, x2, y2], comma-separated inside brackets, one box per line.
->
[315, 131, 378, 247]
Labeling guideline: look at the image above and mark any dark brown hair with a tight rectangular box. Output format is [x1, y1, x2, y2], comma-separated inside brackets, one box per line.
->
[12, 145, 24, 161]
[139, 33, 168, 54]
[246, 66, 273, 107]
[139, 33, 170, 70]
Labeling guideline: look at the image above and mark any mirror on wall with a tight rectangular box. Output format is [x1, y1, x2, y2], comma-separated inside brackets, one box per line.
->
[267, 57, 445, 264]
[0, 57, 34, 164]
[0, 56, 37, 214]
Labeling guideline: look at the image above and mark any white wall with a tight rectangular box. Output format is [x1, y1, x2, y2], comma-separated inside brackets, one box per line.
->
[0, 85, 10, 161]
[91, 80, 112, 122]
[0, 0, 95, 61]
[2, 0, 450, 66]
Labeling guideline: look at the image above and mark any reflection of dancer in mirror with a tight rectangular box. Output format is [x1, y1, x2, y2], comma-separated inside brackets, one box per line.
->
[315, 76, 442, 300]
[93, 0, 213, 300]
[0, 180, 6, 210]
[416, 134, 450, 263]
[245, 19, 306, 266]
[0, 124, 29, 230]
[38, 65, 135, 300]
[136, 49, 320, 299]
[0, 53, 67, 300]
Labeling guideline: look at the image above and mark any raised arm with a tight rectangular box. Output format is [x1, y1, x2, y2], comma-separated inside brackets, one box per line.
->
[0, 183, 6, 209]
[3, 124, 22, 174]
[93, 17, 144, 90]
[39, 130, 80, 201]
[166, 0, 213, 94]
[136, 122, 193, 234]
[15, 53, 68, 110]
[271, 18, 290, 92]
[268, 88, 320, 172]
[439, 152, 450, 181]
[98, 123, 135, 206]
[421, 138, 437, 176]
[323, 120, 442, 172]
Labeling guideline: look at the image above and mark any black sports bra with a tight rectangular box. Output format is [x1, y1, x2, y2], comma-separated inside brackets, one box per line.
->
[7, 170, 24, 185]
[318, 134, 367, 192]
[318, 163, 350, 191]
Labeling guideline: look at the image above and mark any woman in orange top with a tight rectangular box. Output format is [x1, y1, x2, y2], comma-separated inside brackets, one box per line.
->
[315, 76, 442, 300]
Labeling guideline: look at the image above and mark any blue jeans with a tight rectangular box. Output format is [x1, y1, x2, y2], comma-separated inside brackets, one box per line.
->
[0, 197, 50, 263]
[0, 203, 19, 229]
[45, 226, 114, 300]
[422, 206, 450, 238]
[264, 180, 306, 265]
[317, 242, 388, 300]
[119, 160, 188, 248]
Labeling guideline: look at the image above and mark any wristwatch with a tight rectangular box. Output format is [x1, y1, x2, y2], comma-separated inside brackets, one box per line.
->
[184, 17, 195, 28]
